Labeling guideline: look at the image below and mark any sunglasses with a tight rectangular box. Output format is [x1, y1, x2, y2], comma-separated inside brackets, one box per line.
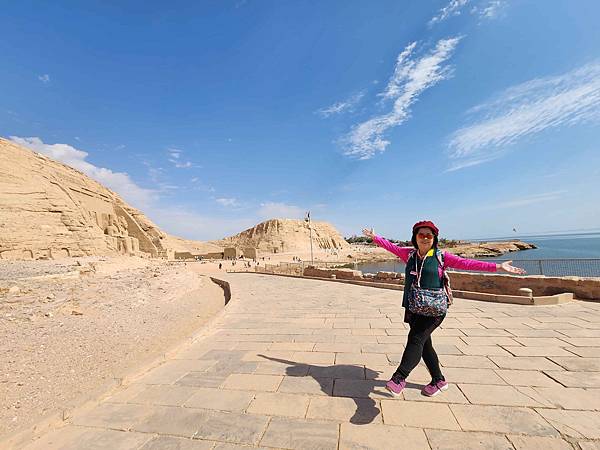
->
[417, 233, 434, 239]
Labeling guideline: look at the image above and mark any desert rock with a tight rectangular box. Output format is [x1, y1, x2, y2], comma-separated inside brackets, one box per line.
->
[0, 138, 174, 260]
[216, 218, 350, 254]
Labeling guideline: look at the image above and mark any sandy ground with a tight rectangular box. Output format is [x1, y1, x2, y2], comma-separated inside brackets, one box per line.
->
[0, 257, 227, 439]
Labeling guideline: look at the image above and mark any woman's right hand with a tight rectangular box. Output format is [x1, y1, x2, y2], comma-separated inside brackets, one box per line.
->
[362, 228, 375, 239]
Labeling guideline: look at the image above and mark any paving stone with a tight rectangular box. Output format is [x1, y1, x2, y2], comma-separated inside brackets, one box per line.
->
[253, 361, 310, 376]
[335, 352, 390, 366]
[134, 406, 269, 444]
[139, 436, 215, 450]
[544, 370, 600, 388]
[523, 386, 600, 410]
[335, 335, 379, 343]
[376, 336, 408, 345]
[104, 383, 148, 404]
[247, 392, 310, 417]
[207, 360, 260, 375]
[213, 444, 272, 450]
[260, 417, 339, 450]
[139, 360, 217, 384]
[308, 364, 366, 379]
[339, 422, 429, 450]
[131, 406, 210, 438]
[176, 372, 227, 388]
[291, 351, 336, 364]
[127, 385, 199, 406]
[513, 337, 570, 347]
[562, 338, 600, 347]
[184, 387, 255, 412]
[567, 347, 600, 357]
[460, 337, 521, 346]
[295, 334, 336, 343]
[381, 400, 460, 429]
[402, 383, 470, 404]
[457, 345, 513, 356]
[440, 355, 497, 369]
[307, 395, 382, 424]
[442, 367, 506, 385]
[559, 329, 600, 338]
[433, 344, 465, 355]
[506, 435, 574, 450]
[490, 356, 564, 371]
[352, 328, 386, 336]
[506, 329, 565, 337]
[234, 342, 272, 351]
[425, 429, 513, 449]
[315, 343, 364, 353]
[278, 376, 334, 396]
[269, 342, 316, 351]
[548, 357, 600, 371]
[449, 404, 559, 436]
[333, 378, 392, 399]
[22, 427, 151, 450]
[242, 350, 295, 362]
[536, 409, 600, 439]
[461, 329, 513, 337]
[71, 403, 151, 430]
[494, 369, 561, 387]
[458, 383, 544, 407]
[221, 373, 283, 391]
[503, 346, 578, 357]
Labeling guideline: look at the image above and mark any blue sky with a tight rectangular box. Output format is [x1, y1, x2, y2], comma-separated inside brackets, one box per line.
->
[2, 0, 600, 241]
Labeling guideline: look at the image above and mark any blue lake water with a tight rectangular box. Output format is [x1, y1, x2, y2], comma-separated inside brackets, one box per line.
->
[354, 233, 600, 277]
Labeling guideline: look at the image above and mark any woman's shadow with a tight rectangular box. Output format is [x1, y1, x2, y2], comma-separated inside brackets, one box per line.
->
[257, 354, 420, 425]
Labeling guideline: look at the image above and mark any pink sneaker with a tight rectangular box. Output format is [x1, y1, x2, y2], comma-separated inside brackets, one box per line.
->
[385, 378, 406, 396]
[421, 380, 448, 397]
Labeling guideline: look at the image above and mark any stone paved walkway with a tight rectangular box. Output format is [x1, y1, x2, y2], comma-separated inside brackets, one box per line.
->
[22, 273, 600, 449]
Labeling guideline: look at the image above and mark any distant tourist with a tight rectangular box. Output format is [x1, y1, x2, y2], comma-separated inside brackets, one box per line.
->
[218, 263, 222, 270]
[362, 221, 525, 397]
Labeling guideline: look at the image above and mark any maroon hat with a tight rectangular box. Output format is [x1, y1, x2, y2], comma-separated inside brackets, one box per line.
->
[412, 220, 439, 236]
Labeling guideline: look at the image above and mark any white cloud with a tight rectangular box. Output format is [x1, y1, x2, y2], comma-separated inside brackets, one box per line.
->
[429, 0, 470, 26]
[471, 0, 507, 20]
[9, 136, 157, 210]
[216, 197, 239, 207]
[317, 91, 365, 118]
[38, 74, 50, 83]
[343, 37, 461, 160]
[258, 202, 304, 219]
[167, 147, 195, 168]
[447, 62, 600, 169]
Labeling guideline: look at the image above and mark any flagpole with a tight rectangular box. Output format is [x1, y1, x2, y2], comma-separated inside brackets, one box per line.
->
[307, 211, 314, 265]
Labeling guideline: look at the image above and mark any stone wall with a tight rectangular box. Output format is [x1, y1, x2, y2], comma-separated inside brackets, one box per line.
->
[448, 271, 600, 301]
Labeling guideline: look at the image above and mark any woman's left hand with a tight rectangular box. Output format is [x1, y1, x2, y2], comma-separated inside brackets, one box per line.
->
[498, 260, 526, 275]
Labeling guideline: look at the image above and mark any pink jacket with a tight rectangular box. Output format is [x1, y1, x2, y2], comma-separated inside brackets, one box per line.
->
[372, 235, 497, 276]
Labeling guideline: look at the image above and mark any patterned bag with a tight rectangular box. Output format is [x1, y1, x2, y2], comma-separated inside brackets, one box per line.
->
[409, 286, 448, 317]
[407, 249, 450, 317]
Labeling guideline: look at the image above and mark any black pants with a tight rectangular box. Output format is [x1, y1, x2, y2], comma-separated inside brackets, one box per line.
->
[392, 313, 445, 382]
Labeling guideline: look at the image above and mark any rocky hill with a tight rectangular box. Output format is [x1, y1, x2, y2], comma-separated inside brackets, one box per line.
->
[215, 218, 350, 254]
[0, 138, 177, 260]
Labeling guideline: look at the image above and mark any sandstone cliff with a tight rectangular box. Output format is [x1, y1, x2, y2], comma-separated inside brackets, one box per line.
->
[0, 138, 174, 260]
[215, 218, 350, 254]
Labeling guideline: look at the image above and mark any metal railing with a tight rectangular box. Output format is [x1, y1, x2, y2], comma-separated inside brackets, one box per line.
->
[352, 259, 600, 278]
[253, 258, 600, 278]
